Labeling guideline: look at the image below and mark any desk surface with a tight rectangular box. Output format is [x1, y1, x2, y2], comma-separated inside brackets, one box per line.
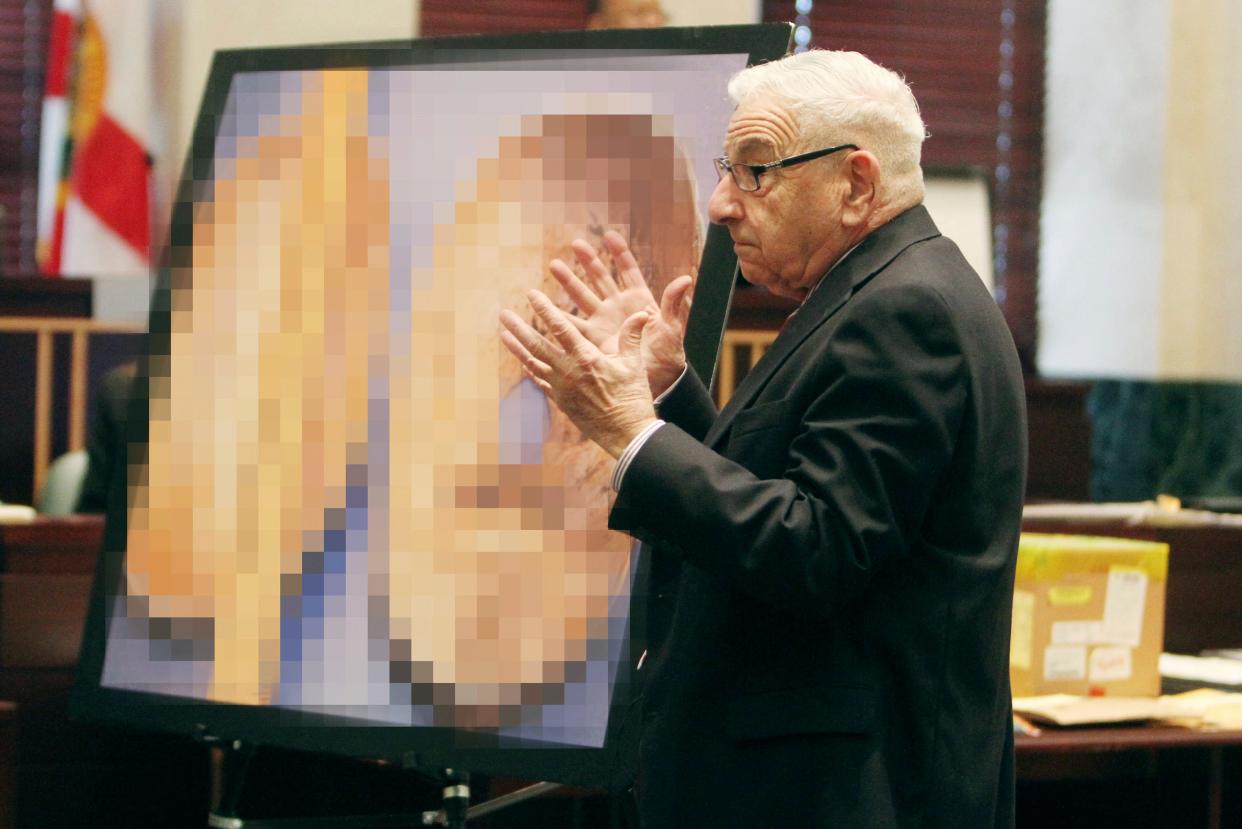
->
[1015, 723, 1242, 828]
[0, 515, 103, 573]
[1018, 725, 1242, 753]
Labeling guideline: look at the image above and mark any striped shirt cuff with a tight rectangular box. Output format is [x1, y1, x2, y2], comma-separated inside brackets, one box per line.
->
[611, 419, 666, 492]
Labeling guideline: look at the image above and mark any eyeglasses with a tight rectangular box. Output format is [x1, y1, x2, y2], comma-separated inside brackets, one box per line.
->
[713, 143, 859, 192]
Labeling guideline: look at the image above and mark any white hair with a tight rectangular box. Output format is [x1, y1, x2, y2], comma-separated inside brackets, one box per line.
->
[728, 49, 927, 206]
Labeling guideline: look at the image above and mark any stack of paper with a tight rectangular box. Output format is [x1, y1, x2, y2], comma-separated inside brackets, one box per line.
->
[0, 504, 37, 524]
[1013, 690, 1242, 729]
[1013, 695, 1173, 726]
[1023, 500, 1242, 528]
[1160, 653, 1242, 688]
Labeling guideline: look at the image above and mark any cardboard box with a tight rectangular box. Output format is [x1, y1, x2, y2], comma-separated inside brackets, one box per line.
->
[1010, 533, 1169, 697]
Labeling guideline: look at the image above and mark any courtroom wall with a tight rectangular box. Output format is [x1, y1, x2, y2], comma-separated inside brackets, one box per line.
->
[1041, 0, 1242, 381]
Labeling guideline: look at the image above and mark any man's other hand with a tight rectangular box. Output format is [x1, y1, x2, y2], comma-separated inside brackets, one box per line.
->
[500, 291, 657, 459]
[549, 230, 692, 399]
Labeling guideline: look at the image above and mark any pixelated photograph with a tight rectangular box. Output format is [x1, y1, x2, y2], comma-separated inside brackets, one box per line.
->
[80, 34, 768, 770]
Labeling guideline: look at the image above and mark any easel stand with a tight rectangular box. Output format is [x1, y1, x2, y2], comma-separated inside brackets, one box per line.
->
[204, 739, 562, 829]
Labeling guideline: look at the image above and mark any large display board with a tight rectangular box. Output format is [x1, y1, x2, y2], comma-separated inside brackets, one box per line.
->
[74, 25, 791, 788]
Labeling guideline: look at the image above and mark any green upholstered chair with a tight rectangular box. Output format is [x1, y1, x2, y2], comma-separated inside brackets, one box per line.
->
[36, 449, 89, 515]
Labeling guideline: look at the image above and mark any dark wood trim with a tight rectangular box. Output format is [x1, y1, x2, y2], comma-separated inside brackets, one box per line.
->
[0, 276, 92, 318]
[0, 514, 103, 574]
[1018, 726, 1242, 754]
[1024, 378, 1092, 502]
[420, 0, 588, 35]
[724, 283, 798, 331]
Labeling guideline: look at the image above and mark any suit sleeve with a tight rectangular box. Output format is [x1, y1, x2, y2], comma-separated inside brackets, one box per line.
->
[610, 284, 967, 620]
[654, 363, 718, 441]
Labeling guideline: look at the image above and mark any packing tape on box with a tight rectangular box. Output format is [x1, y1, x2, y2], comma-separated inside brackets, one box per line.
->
[1016, 534, 1169, 582]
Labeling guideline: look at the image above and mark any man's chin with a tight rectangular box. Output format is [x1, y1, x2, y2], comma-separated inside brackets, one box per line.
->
[738, 264, 772, 292]
[741, 269, 800, 301]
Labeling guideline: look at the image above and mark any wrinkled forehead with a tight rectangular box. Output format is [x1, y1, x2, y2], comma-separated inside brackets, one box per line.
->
[723, 96, 801, 160]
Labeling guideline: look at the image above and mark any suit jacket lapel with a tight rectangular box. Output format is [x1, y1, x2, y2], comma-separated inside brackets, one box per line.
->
[705, 205, 942, 448]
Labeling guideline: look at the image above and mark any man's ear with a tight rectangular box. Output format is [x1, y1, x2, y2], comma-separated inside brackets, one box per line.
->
[841, 150, 879, 226]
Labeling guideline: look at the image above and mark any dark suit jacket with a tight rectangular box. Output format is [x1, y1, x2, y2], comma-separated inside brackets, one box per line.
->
[77, 361, 137, 513]
[611, 205, 1027, 827]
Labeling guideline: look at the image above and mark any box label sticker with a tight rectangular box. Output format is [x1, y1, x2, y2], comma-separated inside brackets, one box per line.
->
[1089, 646, 1133, 682]
[1044, 645, 1087, 681]
[1101, 566, 1147, 647]
[1048, 584, 1092, 605]
[1051, 620, 1093, 644]
[1010, 589, 1035, 670]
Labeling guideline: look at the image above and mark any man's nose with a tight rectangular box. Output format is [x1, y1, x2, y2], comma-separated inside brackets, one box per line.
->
[708, 176, 742, 225]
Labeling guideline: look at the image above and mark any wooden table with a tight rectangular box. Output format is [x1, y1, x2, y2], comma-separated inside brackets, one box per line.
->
[0, 514, 103, 575]
[5, 515, 1241, 826]
[1016, 725, 1242, 828]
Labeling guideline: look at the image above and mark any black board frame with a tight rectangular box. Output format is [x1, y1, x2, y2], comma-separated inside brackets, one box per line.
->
[72, 22, 793, 791]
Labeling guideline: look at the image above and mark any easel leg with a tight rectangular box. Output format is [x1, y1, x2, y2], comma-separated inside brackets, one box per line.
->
[207, 740, 257, 828]
[440, 769, 469, 829]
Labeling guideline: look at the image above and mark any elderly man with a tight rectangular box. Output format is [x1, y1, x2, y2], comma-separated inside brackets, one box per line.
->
[501, 49, 1026, 827]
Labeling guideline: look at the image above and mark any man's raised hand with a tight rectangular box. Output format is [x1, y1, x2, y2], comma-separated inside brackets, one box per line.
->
[548, 230, 692, 399]
[499, 290, 656, 459]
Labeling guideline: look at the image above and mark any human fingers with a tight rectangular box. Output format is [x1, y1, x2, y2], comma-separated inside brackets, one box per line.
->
[549, 257, 602, 314]
[617, 311, 649, 360]
[660, 274, 694, 328]
[602, 230, 646, 291]
[527, 290, 594, 356]
[499, 330, 555, 394]
[499, 329, 555, 395]
[565, 313, 592, 335]
[521, 369, 553, 396]
[499, 310, 557, 378]
[571, 238, 618, 298]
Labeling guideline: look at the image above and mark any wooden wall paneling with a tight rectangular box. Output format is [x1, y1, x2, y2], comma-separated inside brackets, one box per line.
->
[998, 0, 1045, 374]
[1, 278, 95, 506]
[0, 277, 92, 317]
[420, 0, 588, 36]
[1024, 378, 1091, 501]
[0, 332, 38, 506]
[0, 0, 52, 277]
[764, 0, 1045, 371]
[50, 332, 71, 460]
[0, 315, 143, 507]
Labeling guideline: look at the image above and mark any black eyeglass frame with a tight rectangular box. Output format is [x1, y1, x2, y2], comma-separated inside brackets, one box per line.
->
[714, 142, 859, 192]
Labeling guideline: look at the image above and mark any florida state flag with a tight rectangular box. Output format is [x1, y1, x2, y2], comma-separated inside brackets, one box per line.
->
[36, 0, 155, 277]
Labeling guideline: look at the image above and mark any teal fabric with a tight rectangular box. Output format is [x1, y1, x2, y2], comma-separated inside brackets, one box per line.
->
[1089, 381, 1242, 501]
[37, 448, 89, 515]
